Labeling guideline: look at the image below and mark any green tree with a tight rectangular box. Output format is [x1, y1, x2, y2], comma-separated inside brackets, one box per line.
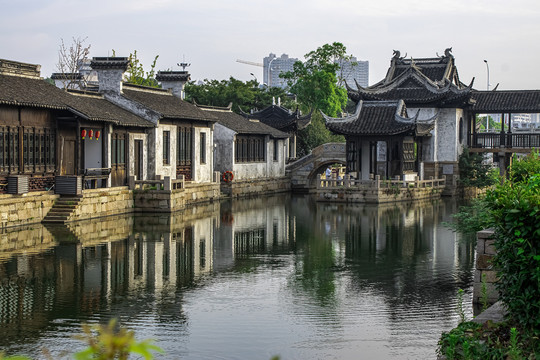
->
[280, 42, 350, 117]
[124, 50, 160, 88]
[458, 148, 498, 188]
[184, 77, 290, 114]
[280, 42, 351, 155]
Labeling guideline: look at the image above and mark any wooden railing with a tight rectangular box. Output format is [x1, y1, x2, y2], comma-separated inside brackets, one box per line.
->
[317, 174, 446, 190]
[471, 133, 540, 149]
[83, 167, 111, 189]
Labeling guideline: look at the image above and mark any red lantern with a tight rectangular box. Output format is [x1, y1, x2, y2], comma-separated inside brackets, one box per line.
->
[81, 129, 86, 139]
[95, 130, 101, 140]
[89, 129, 94, 139]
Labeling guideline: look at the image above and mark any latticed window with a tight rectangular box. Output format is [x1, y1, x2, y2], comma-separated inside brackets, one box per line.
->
[163, 130, 170, 165]
[177, 126, 192, 166]
[235, 135, 266, 163]
[402, 141, 416, 172]
[1, 127, 54, 174]
[112, 134, 126, 166]
[346, 140, 357, 172]
[200, 132, 206, 164]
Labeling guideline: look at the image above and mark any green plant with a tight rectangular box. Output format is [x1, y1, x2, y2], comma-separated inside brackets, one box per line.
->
[73, 319, 162, 360]
[486, 172, 540, 334]
[458, 148, 498, 188]
[480, 273, 489, 312]
[456, 288, 467, 324]
[445, 197, 491, 235]
[507, 327, 522, 360]
[0, 354, 32, 360]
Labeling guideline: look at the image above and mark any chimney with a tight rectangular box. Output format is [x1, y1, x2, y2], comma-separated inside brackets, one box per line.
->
[156, 71, 190, 99]
[90, 57, 129, 94]
[0, 59, 41, 78]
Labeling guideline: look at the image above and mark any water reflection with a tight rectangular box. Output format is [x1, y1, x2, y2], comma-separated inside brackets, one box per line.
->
[0, 195, 474, 359]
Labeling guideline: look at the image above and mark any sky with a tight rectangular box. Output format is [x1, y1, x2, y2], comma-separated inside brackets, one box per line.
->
[1, 0, 539, 90]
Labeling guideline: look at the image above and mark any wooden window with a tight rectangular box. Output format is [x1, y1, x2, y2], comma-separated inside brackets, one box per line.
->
[403, 141, 416, 172]
[273, 139, 278, 161]
[163, 130, 170, 165]
[346, 140, 357, 172]
[200, 132, 206, 164]
[177, 126, 192, 166]
[235, 135, 266, 163]
[112, 134, 126, 166]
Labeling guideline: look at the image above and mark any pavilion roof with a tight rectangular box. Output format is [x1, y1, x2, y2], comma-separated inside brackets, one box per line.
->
[322, 100, 435, 137]
[348, 48, 474, 107]
[470, 90, 540, 113]
[241, 104, 312, 132]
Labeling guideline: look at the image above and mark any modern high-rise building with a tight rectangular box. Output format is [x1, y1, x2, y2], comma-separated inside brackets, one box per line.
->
[337, 56, 369, 89]
[263, 53, 298, 89]
[263, 53, 369, 89]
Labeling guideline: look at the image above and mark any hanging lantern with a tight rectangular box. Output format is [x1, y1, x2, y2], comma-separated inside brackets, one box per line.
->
[81, 129, 86, 139]
[95, 130, 101, 140]
[89, 129, 94, 139]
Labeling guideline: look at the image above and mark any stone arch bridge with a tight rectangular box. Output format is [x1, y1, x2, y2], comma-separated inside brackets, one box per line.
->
[286, 142, 346, 192]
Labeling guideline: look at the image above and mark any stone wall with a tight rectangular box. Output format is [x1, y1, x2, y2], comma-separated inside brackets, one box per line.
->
[0, 191, 58, 228]
[223, 177, 291, 198]
[133, 182, 220, 213]
[67, 214, 134, 246]
[473, 229, 499, 305]
[317, 185, 443, 203]
[69, 187, 134, 221]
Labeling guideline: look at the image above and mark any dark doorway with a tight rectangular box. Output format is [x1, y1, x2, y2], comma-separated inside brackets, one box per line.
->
[134, 139, 143, 180]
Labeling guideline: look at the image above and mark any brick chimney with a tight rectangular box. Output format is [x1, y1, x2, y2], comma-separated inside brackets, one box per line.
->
[0, 59, 41, 78]
[90, 57, 129, 94]
[156, 71, 190, 99]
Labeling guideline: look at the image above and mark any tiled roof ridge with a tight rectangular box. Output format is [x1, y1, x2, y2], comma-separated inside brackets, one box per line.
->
[122, 82, 170, 94]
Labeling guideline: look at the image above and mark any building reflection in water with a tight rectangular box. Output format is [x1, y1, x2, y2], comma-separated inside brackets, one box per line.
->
[0, 194, 474, 359]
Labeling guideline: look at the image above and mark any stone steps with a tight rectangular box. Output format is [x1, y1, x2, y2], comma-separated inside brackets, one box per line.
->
[42, 197, 81, 224]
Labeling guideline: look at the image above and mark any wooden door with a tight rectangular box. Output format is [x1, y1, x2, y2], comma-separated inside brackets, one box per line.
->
[134, 139, 143, 180]
[111, 132, 127, 187]
[62, 139, 76, 175]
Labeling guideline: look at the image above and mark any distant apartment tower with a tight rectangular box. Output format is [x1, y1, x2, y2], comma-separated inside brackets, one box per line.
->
[263, 53, 298, 89]
[337, 56, 369, 89]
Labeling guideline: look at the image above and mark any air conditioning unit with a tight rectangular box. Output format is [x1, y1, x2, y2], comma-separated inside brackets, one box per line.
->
[7, 175, 29, 194]
[55, 176, 82, 195]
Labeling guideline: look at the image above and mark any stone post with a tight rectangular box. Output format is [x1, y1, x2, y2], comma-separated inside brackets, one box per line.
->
[128, 176, 135, 190]
[473, 229, 499, 305]
[164, 176, 171, 191]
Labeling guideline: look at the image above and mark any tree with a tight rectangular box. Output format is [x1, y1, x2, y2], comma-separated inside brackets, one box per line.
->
[124, 50, 160, 88]
[56, 36, 91, 90]
[280, 42, 352, 154]
[280, 42, 351, 117]
[184, 77, 291, 114]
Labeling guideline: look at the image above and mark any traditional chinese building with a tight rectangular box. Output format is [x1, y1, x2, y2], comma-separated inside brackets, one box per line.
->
[322, 100, 435, 181]
[241, 103, 311, 162]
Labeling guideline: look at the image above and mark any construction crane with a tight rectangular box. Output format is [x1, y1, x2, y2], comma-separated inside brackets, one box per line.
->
[236, 59, 263, 67]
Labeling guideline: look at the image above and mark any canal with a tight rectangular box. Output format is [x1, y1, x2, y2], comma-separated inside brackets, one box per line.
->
[0, 195, 474, 359]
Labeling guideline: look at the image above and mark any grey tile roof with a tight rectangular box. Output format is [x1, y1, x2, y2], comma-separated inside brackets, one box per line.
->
[0, 73, 72, 109]
[122, 84, 217, 122]
[350, 50, 473, 107]
[0, 73, 153, 127]
[324, 100, 434, 136]
[199, 105, 289, 138]
[65, 91, 154, 127]
[242, 105, 311, 131]
[471, 90, 540, 113]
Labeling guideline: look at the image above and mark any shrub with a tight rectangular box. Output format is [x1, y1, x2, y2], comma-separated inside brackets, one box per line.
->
[486, 173, 540, 333]
[458, 148, 498, 188]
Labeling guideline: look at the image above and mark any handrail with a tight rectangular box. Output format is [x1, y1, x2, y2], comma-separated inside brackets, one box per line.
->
[317, 174, 446, 190]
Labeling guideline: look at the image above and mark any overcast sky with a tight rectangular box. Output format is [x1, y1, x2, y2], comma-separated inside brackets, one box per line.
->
[1, 0, 539, 90]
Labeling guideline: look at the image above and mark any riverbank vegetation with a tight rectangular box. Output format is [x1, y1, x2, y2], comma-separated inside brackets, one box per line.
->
[439, 151, 540, 359]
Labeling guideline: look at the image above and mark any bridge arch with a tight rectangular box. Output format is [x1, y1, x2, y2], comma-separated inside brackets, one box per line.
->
[307, 159, 347, 187]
